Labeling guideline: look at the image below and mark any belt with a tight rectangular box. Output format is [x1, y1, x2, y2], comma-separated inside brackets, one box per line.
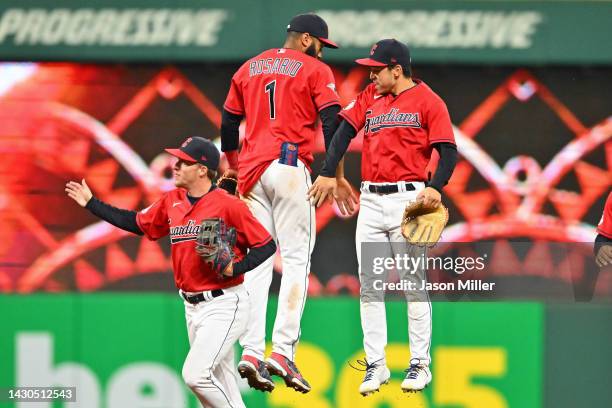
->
[182, 289, 224, 305]
[364, 182, 416, 194]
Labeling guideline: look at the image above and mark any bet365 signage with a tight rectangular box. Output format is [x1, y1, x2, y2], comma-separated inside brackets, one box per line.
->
[1, 296, 542, 407]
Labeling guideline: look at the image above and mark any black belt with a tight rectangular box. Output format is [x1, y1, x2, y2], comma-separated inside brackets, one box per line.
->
[182, 289, 224, 305]
[366, 182, 416, 194]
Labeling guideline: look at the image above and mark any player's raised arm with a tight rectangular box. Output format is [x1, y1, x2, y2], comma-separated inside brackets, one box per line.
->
[65, 179, 143, 235]
[307, 120, 358, 208]
[317, 103, 358, 214]
[308, 82, 377, 209]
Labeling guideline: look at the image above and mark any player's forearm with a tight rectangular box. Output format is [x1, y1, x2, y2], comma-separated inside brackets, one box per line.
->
[85, 197, 143, 235]
[320, 120, 357, 177]
[233, 239, 277, 276]
[320, 104, 341, 151]
[220, 108, 243, 152]
[594, 233, 612, 256]
[428, 143, 458, 193]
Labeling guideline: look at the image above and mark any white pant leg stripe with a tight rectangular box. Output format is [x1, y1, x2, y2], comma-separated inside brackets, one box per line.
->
[290, 165, 314, 358]
[209, 293, 240, 408]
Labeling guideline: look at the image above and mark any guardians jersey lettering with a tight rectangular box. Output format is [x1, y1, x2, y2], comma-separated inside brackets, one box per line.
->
[136, 188, 271, 292]
[339, 80, 455, 183]
[364, 108, 421, 133]
[249, 58, 303, 77]
[169, 220, 201, 244]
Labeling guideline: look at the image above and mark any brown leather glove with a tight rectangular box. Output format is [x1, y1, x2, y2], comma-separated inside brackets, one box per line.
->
[401, 201, 449, 247]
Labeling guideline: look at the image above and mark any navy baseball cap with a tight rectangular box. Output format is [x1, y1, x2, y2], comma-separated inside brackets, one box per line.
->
[165, 137, 220, 170]
[287, 13, 338, 49]
[356, 39, 411, 71]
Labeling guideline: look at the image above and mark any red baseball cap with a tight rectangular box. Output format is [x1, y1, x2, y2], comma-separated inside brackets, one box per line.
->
[287, 13, 339, 49]
[165, 137, 220, 170]
[356, 39, 411, 70]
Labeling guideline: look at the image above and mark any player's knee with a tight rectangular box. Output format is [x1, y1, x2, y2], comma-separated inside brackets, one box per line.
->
[182, 365, 213, 390]
[181, 368, 198, 390]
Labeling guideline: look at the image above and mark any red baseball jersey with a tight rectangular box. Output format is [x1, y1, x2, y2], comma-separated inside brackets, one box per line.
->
[136, 188, 272, 292]
[224, 48, 340, 194]
[597, 191, 612, 238]
[340, 80, 455, 183]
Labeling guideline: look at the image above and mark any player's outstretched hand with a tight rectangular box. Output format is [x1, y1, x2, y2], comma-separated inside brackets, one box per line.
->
[307, 176, 337, 207]
[596, 245, 612, 267]
[334, 177, 358, 216]
[416, 186, 441, 209]
[65, 179, 93, 207]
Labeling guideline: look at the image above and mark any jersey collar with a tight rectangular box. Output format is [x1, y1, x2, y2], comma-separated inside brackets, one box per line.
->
[390, 78, 422, 98]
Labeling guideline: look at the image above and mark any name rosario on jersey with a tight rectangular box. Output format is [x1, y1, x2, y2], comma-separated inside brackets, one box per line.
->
[169, 220, 201, 244]
[249, 58, 303, 77]
[364, 108, 421, 134]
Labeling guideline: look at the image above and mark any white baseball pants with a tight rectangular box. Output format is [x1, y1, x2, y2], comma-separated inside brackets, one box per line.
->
[356, 181, 432, 366]
[181, 285, 248, 408]
[240, 159, 315, 361]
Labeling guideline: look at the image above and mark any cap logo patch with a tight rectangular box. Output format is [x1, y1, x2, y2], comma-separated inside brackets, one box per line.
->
[181, 137, 192, 148]
[370, 44, 378, 55]
[200, 155, 208, 162]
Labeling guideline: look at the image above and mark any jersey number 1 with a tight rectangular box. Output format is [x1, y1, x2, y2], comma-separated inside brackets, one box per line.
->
[265, 80, 276, 120]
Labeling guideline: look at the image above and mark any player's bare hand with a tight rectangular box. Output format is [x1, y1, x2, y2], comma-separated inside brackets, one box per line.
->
[596, 245, 612, 267]
[65, 179, 93, 207]
[417, 187, 441, 208]
[222, 261, 234, 277]
[221, 168, 238, 180]
[307, 176, 336, 207]
[334, 177, 358, 215]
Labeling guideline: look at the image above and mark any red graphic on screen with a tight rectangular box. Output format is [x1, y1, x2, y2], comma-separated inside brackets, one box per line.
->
[0, 64, 609, 294]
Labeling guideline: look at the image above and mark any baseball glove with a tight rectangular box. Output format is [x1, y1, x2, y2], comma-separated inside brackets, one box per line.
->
[401, 201, 449, 247]
[196, 218, 237, 277]
[217, 171, 238, 196]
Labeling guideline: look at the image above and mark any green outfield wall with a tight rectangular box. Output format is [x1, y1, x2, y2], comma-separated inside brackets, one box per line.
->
[1, 295, 546, 407]
[2, 296, 610, 407]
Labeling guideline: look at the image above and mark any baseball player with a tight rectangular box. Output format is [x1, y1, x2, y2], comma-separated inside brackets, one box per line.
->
[65, 137, 277, 408]
[220, 13, 356, 393]
[309, 39, 458, 394]
[595, 191, 612, 267]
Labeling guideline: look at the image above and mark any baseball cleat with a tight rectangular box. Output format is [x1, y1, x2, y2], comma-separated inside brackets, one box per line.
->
[237, 355, 275, 393]
[265, 352, 311, 393]
[400, 358, 432, 393]
[352, 358, 391, 396]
